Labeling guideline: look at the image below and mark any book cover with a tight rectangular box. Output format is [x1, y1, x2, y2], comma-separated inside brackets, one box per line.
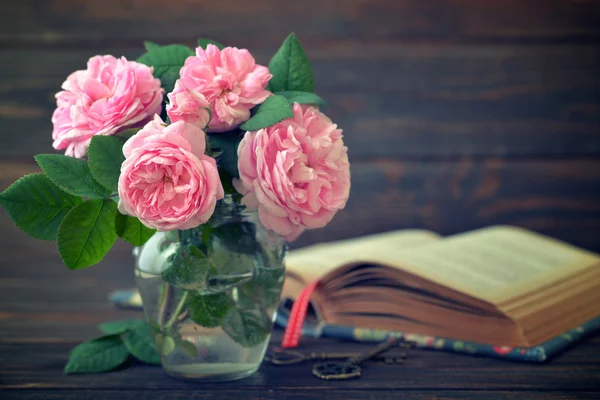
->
[273, 306, 600, 362]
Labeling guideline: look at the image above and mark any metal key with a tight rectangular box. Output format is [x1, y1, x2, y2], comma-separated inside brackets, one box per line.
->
[312, 337, 405, 380]
[265, 348, 406, 365]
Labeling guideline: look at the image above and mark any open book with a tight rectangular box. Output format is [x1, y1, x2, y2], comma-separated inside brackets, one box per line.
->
[283, 226, 600, 347]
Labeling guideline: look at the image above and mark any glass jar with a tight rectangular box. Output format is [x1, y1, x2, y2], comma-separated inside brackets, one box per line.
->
[134, 196, 286, 381]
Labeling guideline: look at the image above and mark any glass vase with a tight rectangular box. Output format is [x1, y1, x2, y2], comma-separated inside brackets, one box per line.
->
[134, 196, 287, 381]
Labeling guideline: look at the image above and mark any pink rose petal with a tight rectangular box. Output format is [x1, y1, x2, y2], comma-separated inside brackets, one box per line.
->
[52, 55, 164, 158]
[118, 117, 224, 231]
[237, 104, 351, 241]
[178, 45, 272, 132]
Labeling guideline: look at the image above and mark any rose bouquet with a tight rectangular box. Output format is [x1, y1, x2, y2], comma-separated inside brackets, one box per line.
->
[0, 34, 350, 380]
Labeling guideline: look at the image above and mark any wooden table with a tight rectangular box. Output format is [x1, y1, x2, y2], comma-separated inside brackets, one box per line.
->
[2, 1, 600, 398]
[1, 218, 599, 400]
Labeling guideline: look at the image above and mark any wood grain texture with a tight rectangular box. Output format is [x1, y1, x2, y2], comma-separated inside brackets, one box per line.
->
[1, 337, 599, 392]
[1, 45, 599, 158]
[2, 0, 600, 398]
[301, 158, 600, 251]
[2, 391, 599, 400]
[3, 0, 600, 48]
[2, 157, 600, 258]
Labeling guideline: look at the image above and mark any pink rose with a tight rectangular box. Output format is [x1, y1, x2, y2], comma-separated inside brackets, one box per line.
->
[118, 115, 225, 231]
[179, 45, 272, 132]
[235, 103, 350, 241]
[52, 55, 164, 158]
[166, 80, 211, 129]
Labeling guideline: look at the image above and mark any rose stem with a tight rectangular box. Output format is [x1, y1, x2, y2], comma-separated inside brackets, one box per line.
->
[176, 310, 189, 322]
[157, 283, 170, 326]
[165, 291, 189, 329]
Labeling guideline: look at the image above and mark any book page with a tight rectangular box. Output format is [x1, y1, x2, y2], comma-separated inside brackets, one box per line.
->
[285, 230, 441, 284]
[365, 226, 600, 304]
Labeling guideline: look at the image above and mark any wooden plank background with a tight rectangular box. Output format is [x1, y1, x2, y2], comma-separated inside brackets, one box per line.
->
[1, 3, 600, 399]
[1, 0, 599, 252]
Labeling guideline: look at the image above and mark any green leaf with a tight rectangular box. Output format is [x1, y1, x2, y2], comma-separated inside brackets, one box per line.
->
[218, 168, 237, 195]
[118, 128, 141, 141]
[275, 91, 326, 107]
[212, 221, 257, 254]
[209, 132, 243, 179]
[186, 292, 232, 328]
[175, 337, 198, 358]
[35, 154, 111, 198]
[123, 322, 161, 365]
[221, 305, 271, 348]
[149, 317, 162, 330]
[207, 240, 255, 286]
[155, 333, 176, 356]
[197, 39, 225, 50]
[65, 335, 129, 374]
[57, 199, 118, 270]
[87, 136, 126, 192]
[161, 244, 213, 290]
[201, 224, 212, 244]
[144, 41, 162, 52]
[267, 33, 315, 93]
[98, 319, 145, 335]
[239, 95, 294, 131]
[137, 44, 194, 94]
[240, 264, 285, 307]
[0, 174, 82, 240]
[115, 213, 156, 246]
